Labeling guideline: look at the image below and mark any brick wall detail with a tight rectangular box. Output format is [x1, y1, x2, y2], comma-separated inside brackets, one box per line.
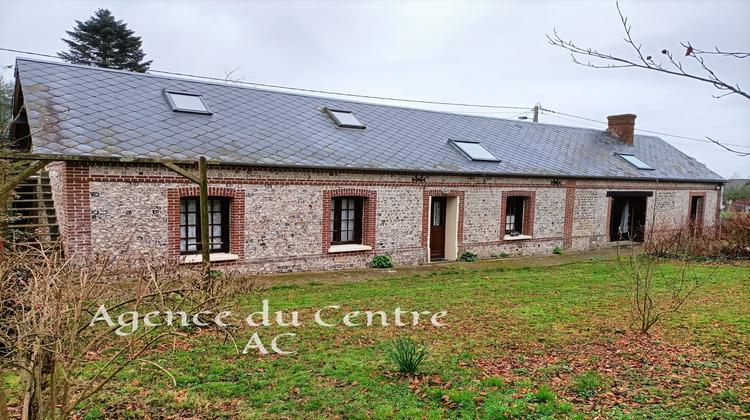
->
[421, 189, 465, 249]
[60, 162, 92, 255]
[321, 188, 377, 254]
[46, 162, 723, 274]
[166, 186, 246, 259]
[499, 190, 536, 242]
[563, 181, 576, 249]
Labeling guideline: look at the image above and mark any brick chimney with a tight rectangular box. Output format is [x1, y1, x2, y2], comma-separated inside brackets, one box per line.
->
[607, 114, 637, 146]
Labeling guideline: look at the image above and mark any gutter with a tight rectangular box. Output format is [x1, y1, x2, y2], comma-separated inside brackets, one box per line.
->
[0, 152, 727, 184]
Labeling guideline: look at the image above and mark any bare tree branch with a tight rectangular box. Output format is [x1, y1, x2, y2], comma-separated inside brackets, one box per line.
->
[221, 66, 248, 85]
[548, 1, 750, 101]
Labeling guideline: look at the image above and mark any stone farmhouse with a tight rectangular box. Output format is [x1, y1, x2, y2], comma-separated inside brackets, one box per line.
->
[5, 58, 724, 273]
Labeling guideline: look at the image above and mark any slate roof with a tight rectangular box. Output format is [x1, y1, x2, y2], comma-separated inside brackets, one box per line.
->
[14, 58, 723, 182]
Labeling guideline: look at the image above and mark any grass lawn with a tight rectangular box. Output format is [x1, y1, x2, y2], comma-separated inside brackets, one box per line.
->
[4, 258, 749, 419]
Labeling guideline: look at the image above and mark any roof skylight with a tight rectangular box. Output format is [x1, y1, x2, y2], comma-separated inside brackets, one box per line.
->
[616, 153, 654, 170]
[164, 90, 212, 114]
[325, 108, 365, 129]
[449, 140, 501, 162]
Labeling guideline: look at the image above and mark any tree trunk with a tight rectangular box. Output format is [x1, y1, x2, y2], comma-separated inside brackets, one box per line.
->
[20, 368, 32, 420]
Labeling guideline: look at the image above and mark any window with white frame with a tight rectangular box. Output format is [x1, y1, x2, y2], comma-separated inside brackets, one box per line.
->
[505, 196, 526, 235]
[330, 196, 363, 244]
[180, 197, 229, 254]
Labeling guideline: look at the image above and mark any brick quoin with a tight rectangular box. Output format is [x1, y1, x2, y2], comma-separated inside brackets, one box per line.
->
[167, 186, 246, 260]
[563, 181, 576, 249]
[321, 188, 377, 255]
[61, 162, 92, 256]
[605, 197, 613, 240]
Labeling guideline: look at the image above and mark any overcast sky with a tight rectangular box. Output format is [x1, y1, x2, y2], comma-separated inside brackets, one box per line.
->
[1, 0, 748, 178]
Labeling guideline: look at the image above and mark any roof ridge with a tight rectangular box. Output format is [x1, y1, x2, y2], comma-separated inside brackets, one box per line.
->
[15, 57, 662, 139]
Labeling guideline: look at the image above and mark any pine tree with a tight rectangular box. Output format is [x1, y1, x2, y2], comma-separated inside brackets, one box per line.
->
[58, 9, 152, 73]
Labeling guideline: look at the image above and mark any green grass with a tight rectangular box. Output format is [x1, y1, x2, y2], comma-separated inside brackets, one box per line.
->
[4, 259, 748, 419]
[383, 337, 429, 374]
[572, 370, 605, 398]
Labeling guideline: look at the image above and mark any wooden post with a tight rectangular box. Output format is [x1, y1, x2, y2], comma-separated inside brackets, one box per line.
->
[199, 156, 210, 279]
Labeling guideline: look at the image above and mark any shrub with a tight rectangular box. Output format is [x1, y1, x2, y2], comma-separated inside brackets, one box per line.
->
[384, 337, 429, 375]
[720, 212, 750, 258]
[552, 246, 563, 254]
[491, 253, 509, 258]
[643, 217, 719, 257]
[643, 212, 750, 259]
[371, 254, 395, 268]
[457, 252, 477, 262]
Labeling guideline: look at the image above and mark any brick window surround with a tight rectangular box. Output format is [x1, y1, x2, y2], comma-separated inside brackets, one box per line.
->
[322, 189, 377, 253]
[499, 190, 536, 241]
[167, 186, 245, 260]
[688, 191, 707, 231]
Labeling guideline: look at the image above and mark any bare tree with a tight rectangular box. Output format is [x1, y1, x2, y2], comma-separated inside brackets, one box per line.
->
[548, 2, 748, 101]
[548, 2, 749, 156]
[613, 189, 718, 334]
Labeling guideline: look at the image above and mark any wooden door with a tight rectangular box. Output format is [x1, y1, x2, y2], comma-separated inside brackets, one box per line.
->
[430, 197, 447, 259]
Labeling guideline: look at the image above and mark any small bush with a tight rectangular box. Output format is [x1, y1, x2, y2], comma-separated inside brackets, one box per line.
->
[384, 337, 429, 375]
[491, 253, 509, 258]
[371, 254, 395, 268]
[457, 252, 477, 262]
[721, 212, 750, 258]
[552, 246, 563, 254]
[572, 371, 604, 398]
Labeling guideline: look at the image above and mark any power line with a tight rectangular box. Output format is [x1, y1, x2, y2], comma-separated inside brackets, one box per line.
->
[2, 46, 748, 150]
[539, 111, 603, 129]
[542, 110, 749, 155]
[0, 47, 530, 111]
[459, 110, 533, 115]
[540, 107, 750, 149]
[156, 68, 532, 110]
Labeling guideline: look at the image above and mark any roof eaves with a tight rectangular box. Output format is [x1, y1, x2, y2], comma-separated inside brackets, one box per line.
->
[0, 152, 726, 183]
